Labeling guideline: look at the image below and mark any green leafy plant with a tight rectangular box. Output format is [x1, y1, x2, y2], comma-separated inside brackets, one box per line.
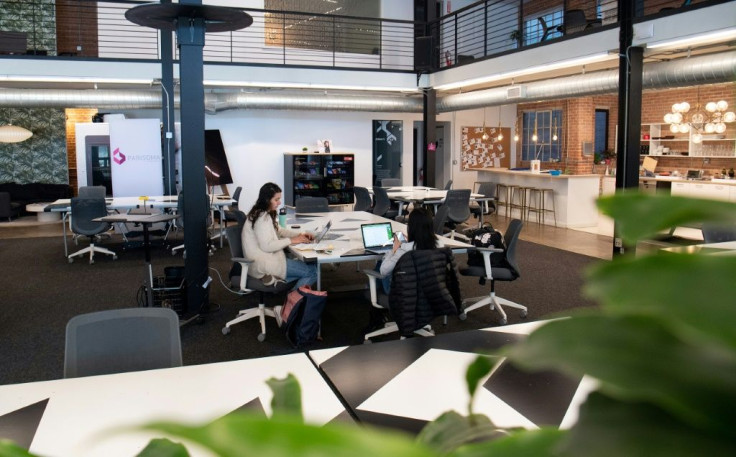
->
[3, 194, 735, 457]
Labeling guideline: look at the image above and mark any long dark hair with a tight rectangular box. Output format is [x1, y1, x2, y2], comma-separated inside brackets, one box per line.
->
[247, 182, 281, 229]
[407, 207, 437, 250]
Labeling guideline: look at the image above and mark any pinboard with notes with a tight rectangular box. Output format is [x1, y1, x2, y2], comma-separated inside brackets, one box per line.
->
[460, 126, 511, 170]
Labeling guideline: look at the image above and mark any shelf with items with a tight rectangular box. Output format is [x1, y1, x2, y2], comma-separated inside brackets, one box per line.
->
[284, 153, 355, 206]
[642, 123, 736, 157]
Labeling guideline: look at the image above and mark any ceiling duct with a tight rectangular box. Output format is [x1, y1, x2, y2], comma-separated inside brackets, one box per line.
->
[506, 85, 527, 100]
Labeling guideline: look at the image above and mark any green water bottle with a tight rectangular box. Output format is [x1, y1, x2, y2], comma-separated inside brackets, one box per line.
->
[279, 207, 287, 227]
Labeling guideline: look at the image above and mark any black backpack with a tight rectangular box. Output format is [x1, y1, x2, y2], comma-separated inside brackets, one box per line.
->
[466, 225, 505, 267]
[282, 287, 328, 348]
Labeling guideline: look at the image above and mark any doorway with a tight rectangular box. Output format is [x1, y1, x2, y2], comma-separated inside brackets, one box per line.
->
[85, 135, 112, 196]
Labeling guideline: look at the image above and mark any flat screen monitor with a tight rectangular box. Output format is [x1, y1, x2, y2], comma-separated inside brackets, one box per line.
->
[204, 129, 233, 186]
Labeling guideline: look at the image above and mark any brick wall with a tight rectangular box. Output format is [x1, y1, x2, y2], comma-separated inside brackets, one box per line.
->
[65, 108, 98, 193]
[55, 0, 99, 57]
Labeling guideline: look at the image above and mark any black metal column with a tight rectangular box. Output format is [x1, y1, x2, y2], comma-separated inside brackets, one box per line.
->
[424, 88, 437, 188]
[177, 9, 209, 312]
[160, 0, 176, 196]
[613, 0, 643, 256]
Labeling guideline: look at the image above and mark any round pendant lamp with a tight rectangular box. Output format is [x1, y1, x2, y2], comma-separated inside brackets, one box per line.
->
[0, 124, 33, 143]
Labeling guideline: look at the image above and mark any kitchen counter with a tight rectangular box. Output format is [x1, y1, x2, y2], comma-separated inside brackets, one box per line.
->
[641, 176, 736, 186]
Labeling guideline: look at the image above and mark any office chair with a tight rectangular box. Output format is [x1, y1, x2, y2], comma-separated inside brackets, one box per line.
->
[444, 179, 453, 190]
[442, 189, 472, 240]
[380, 178, 401, 187]
[77, 185, 106, 199]
[64, 307, 182, 378]
[222, 214, 297, 342]
[295, 196, 329, 214]
[371, 186, 399, 219]
[434, 204, 450, 235]
[67, 197, 117, 264]
[170, 191, 215, 257]
[362, 248, 461, 342]
[222, 186, 243, 225]
[560, 9, 601, 35]
[702, 222, 736, 243]
[459, 219, 526, 325]
[470, 182, 497, 228]
[353, 186, 373, 212]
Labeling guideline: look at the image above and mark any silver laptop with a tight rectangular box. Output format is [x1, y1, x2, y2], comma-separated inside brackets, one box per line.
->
[361, 222, 395, 254]
[314, 220, 341, 242]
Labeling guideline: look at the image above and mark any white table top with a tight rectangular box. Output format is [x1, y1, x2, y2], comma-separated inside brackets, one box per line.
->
[0, 353, 346, 457]
[287, 211, 472, 263]
[661, 240, 736, 255]
[46, 195, 234, 212]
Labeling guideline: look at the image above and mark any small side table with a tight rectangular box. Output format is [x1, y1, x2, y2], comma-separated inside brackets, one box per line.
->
[26, 202, 61, 222]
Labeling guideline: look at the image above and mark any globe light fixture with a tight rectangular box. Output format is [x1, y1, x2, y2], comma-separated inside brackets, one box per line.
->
[665, 97, 734, 144]
[0, 124, 33, 143]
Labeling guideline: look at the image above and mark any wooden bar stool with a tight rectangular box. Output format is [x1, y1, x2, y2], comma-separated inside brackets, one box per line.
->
[527, 187, 557, 226]
[509, 185, 534, 220]
[495, 183, 511, 218]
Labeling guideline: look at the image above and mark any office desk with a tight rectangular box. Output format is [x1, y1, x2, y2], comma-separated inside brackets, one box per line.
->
[0, 353, 348, 457]
[382, 188, 491, 220]
[660, 240, 736, 255]
[309, 321, 595, 434]
[46, 195, 234, 256]
[286, 211, 473, 289]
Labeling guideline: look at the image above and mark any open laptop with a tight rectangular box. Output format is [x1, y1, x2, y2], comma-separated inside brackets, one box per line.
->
[361, 222, 395, 254]
[314, 220, 342, 242]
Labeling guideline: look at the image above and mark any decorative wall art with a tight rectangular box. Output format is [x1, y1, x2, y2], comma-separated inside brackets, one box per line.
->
[460, 126, 511, 170]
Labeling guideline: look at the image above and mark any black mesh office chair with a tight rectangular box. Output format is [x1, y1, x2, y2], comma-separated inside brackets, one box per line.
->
[295, 196, 329, 214]
[64, 307, 182, 378]
[78, 185, 107, 199]
[702, 222, 736, 243]
[223, 186, 243, 224]
[560, 9, 601, 35]
[444, 179, 453, 190]
[442, 189, 472, 239]
[68, 197, 117, 264]
[371, 186, 399, 219]
[222, 213, 297, 342]
[459, 219, 526, 324]
[353, 186, 373, 212]
[470, 182, 497, 228]
[380, 178, 401, 187]
[362, 248, 461, 342]
[434, 204, 450, 236]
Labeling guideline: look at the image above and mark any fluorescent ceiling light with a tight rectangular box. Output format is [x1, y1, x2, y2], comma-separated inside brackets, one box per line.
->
[433, 53, 612, 91]
[646, 28, 736, 49]
[203, 80, 419, 92]
[0, 76, 154, 84]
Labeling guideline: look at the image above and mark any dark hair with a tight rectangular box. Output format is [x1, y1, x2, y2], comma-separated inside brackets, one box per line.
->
[247, 182, 281, 229]
[407, 207, 437, 250]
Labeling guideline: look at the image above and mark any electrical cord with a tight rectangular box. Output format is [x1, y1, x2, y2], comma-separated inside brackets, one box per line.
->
[208, 266, 254, 297]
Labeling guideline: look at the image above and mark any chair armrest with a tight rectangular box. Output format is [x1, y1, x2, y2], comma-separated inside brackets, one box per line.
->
[362, 269, 387, 307]
[473, 247, 503, 280]
[233, 257, 254, 292]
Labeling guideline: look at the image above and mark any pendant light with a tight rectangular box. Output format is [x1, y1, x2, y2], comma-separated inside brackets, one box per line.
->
[0, 124, 33, 143]
[552, 116, 558, 141]
[532, 114, 538, 142]
[496, 106, 503, 141]
[513, 114, 520, 142]
[481, 107, 489, 141]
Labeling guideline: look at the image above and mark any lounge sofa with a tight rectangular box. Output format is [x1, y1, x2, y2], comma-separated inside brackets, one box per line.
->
[0, 182, 72, 221]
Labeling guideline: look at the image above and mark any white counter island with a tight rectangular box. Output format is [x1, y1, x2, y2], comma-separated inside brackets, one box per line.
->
[477, 169, 601, 228]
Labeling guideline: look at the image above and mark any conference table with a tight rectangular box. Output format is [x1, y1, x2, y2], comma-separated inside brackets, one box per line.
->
[286, 210, 473, 290]
[0, 353, 349, 457]
[372, 186, 495, 226]
[45, 195, 235, 257]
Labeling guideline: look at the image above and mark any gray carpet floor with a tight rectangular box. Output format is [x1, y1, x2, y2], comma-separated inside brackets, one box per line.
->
[0, 233, 599, 385]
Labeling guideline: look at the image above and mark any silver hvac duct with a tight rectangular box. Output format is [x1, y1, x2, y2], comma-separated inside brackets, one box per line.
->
[437, 51, 736, 112]
[0, 51, 733, 111]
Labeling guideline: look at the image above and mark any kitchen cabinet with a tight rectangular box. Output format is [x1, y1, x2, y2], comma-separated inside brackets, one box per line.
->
[641, 123, 736, 158]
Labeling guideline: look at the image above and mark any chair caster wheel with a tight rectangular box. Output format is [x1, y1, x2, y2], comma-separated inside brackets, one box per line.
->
[363, 339, 373, 344]
[520, 310, 528, 318]
[257, 333, 266, 342]
[112, 256, 118, 260]
[459, 312, 467, 320]
[89, 260, 94, 265]
[68, 258, 73, 263]
[222, 326, 230, 335]
[499, 318, 507, 325]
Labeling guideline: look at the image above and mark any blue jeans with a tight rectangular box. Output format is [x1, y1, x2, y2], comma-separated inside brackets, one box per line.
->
[374, 260, 392, 294]
[285, 258, 318, 290]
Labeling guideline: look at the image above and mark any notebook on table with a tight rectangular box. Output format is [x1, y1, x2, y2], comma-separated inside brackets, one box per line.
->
[361, 222, 395, 254]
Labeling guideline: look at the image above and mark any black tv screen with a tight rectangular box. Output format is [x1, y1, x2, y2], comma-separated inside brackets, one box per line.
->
[204, 129, 234, 186]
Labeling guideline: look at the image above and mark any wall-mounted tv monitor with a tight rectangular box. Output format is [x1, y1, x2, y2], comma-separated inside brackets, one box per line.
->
[204, 129, 233, 186]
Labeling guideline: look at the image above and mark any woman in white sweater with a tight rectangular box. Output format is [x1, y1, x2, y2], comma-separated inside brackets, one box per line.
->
[242, 183, 317, 288]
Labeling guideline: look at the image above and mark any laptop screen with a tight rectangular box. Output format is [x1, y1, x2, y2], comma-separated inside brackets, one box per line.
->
[314, 220, 333, 243]
[361, 222, 394, 249]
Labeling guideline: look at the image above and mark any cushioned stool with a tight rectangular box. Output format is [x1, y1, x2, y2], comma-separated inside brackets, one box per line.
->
[527, 187, 557, 226]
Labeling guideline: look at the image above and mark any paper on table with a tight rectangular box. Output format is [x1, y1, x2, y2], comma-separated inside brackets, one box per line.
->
[293, 243, 333, 251]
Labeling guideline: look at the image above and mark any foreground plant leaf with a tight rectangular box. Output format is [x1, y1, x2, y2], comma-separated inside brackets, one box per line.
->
[464, 355, 494, 416]
[597, 193, 736, 244]
[0, 441, 37, 457]
[265, 373, 302, 421]
[449, 428, 565, 457]
[136, 438, 190, 457]
[138, 413, 437, 457]
[559, 392, 735, 457]
[585, 253, 736, 349]
[505, 315, 736, 434]
[417, 411, 506, 454]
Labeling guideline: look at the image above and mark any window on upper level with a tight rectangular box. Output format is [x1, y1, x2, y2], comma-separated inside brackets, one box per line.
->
[523, 9, 563, 45]
[521, 110, 562, 162]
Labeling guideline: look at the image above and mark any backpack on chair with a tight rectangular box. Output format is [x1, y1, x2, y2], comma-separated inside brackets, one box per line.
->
[466, 225, 505, 267]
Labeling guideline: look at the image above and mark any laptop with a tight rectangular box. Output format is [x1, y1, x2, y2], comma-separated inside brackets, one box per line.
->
[314, 220, 342, 243]
[360, 222, 395, 254]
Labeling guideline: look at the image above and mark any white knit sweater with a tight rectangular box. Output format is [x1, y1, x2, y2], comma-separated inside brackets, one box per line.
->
[241, 212, 301, 279]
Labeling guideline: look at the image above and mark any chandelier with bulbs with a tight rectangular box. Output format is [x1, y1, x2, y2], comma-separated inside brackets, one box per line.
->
[664, 99, 735, 144]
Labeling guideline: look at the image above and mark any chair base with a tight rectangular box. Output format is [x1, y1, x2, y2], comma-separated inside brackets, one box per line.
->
[222, 303, 283, 342]
[68, 243, 117, 264]
[461, 292, 527, 325]
[364, 323, 434, 343]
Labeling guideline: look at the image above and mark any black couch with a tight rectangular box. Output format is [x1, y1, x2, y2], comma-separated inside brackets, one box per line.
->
[0, 182, 72, 221]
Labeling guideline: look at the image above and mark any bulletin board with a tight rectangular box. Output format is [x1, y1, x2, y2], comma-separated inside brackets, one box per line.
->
[460, 126, 511, 170]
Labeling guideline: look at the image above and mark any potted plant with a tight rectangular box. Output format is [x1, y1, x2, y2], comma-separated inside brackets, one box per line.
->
[509, 29, 522, 46]
[602, 149, 616, 165]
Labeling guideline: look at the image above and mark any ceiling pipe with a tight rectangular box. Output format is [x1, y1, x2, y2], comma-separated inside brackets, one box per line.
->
[0, 51, 733, 112]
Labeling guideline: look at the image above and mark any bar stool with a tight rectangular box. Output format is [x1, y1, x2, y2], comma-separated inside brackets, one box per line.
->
[495, 183, 511, 217]
[509, 185, 534, 220]
[527, 187, 557, 226]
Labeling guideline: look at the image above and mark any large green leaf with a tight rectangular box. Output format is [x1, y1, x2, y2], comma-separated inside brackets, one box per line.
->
[585, 253, 736, 349]
[464, 355, 494, 416]
[417, 411, 505, 454]
[136, 438, 190, 457]
[0, 441, 37, 457]
[449, 428, 565, 457]
[265, 373, 303, 421]
[138, 413, 437, 457]
[597, 194, 736, 243]
[559, 392, 735, 457]
[505, 315, 736, 433]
